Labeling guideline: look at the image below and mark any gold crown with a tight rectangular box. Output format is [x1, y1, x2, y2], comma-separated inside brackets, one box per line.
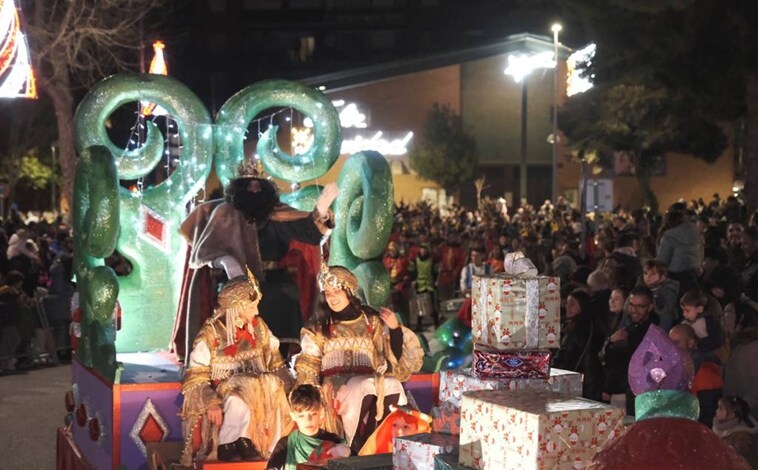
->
[217, 267, 262, 309]
[236, 158, 266, 179]
[318, 261, 359, 295]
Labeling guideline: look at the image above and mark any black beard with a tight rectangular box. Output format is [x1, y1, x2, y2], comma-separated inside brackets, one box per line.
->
[226, 178, 279, 224]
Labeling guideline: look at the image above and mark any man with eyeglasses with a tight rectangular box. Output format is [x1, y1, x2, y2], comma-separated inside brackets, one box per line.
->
[607, 285, 660, 416]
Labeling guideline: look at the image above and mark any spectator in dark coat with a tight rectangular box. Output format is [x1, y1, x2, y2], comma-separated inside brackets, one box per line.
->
[552, 289, 604, 401]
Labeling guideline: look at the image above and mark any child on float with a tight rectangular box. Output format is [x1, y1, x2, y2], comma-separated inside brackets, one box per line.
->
[266, 384, 350, 469]
[294, 264, 424, 453]
[179, 269, 293, 465]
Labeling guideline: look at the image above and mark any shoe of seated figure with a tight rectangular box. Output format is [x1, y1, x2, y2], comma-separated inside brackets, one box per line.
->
[236, 437, 262, 461]
[217, 441, 240, 461]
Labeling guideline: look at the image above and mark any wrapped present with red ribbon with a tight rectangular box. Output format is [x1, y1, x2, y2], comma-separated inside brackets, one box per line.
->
[472, 345, 551, 379]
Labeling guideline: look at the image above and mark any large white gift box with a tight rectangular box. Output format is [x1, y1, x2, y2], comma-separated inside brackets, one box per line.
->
[459, 389, 624, 470]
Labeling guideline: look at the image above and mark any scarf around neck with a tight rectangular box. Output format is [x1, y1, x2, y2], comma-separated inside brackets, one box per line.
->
[285, 430, 324, 470]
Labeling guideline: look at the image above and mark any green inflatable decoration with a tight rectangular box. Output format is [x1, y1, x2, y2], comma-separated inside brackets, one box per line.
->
[329, 151, 394, 308]
[73, 146, 120, 380]
[73, 74, 395, 357]
[74, 74, 213, 352]
[214, 79, 342, 187]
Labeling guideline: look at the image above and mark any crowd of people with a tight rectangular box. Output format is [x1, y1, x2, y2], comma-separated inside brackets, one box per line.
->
[0, 209, 75, 374]
[1, 188, 757, 465]
[382, 193, 758, 465]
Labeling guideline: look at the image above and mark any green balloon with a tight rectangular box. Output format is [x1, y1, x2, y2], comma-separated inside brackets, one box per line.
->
[215, 79, 341, 186]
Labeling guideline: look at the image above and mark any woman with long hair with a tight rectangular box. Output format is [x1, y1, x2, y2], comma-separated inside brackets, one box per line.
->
[552, 289, 605, 401]
[294, 265, 424, 453]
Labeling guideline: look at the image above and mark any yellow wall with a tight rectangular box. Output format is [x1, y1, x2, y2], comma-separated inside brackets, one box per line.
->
[556, 149, 734, 211]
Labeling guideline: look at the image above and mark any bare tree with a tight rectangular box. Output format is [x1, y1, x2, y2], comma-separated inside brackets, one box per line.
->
[474, 175, 488, 212]
[24, 0, 163, 210]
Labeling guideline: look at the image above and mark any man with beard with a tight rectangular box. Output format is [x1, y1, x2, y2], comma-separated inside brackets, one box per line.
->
[171, 160, 338, 359]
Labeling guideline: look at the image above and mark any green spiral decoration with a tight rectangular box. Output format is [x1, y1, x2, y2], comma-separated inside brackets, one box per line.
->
[329, 151, 394, 308]
[73, 146, 120, 380]
[214, 79, 342, 186]
[74, 73, 213, 352]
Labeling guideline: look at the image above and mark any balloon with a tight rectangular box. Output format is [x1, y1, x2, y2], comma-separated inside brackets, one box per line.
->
[433, 317, 470, 349]
[442, 347, 465, 370]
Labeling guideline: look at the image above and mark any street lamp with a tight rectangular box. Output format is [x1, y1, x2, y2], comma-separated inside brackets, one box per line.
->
[504, 50, 556, 206]
[551, 23, 562, 204]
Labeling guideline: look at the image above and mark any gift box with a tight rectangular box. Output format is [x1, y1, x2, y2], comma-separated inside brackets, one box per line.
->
[471, 275, 560, 350]
[434, 453, 476, 470]
[459, 389, 624, 470]
[431, 400, 461, 435]
[472, 346, 550, 379]
[393, 432, 459, 470]
[327, 453, 393, 469]
[439, 368, 583, 408]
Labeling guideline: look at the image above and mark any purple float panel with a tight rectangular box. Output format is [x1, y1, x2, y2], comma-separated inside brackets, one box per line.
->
[71, 360, 115, 470]
[69, 352, 184, 470]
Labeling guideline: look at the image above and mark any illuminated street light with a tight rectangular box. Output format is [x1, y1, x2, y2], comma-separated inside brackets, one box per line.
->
[551, 23, 562, 203]
[504, 48, 557, 205]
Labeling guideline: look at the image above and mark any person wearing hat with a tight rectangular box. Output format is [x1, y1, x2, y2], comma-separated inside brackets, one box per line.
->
[179, 270, 293, 465]
[591, 325, 750, 469]
[295, 264, 424, 453]
[172, 159, 338, 360]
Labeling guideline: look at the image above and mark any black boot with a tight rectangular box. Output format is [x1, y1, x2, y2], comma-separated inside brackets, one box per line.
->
[236, 437, 262, 461]
[217, 442, 240, 461]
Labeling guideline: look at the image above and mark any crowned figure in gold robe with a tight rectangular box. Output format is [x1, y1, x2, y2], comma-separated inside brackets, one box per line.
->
[180, 269, 293, 465]
[295, 264, 424, 453]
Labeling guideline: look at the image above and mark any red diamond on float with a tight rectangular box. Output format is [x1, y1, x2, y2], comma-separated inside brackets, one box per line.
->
[141, 206, 167, 249]
[129, 398, 169, 457]
[138, 413, 165, 443]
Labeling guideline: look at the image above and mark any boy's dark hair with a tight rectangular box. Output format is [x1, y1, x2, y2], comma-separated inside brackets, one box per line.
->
[680, 289, 708, 308]
[643, 259, 668, 277]
[289, 384, 323, 412]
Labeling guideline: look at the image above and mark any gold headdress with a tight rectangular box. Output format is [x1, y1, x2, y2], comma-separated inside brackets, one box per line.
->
[236, 157, 266, 179]
[317, 260, 359, 296]
[216, 267, 263, 344]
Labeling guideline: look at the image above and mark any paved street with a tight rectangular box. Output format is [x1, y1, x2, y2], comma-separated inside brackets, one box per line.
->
[0, 364, 72, 470]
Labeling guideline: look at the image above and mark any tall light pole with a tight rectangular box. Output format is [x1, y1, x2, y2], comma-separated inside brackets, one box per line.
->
[551, 23, 562, 204]
[504, 51, 556, 206]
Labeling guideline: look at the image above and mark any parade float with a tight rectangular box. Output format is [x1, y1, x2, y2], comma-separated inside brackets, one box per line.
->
[58, 73, 622, 470]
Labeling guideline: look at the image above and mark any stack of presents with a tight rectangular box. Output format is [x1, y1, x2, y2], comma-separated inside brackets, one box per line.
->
[337, 255, 626, 469]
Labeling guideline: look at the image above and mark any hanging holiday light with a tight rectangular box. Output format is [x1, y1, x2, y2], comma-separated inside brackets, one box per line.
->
[0, 0, 37, 99]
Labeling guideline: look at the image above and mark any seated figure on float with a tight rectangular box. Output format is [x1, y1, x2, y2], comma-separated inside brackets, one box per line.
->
[294, 265, 424, 453]
[179, 269, 293, 465]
